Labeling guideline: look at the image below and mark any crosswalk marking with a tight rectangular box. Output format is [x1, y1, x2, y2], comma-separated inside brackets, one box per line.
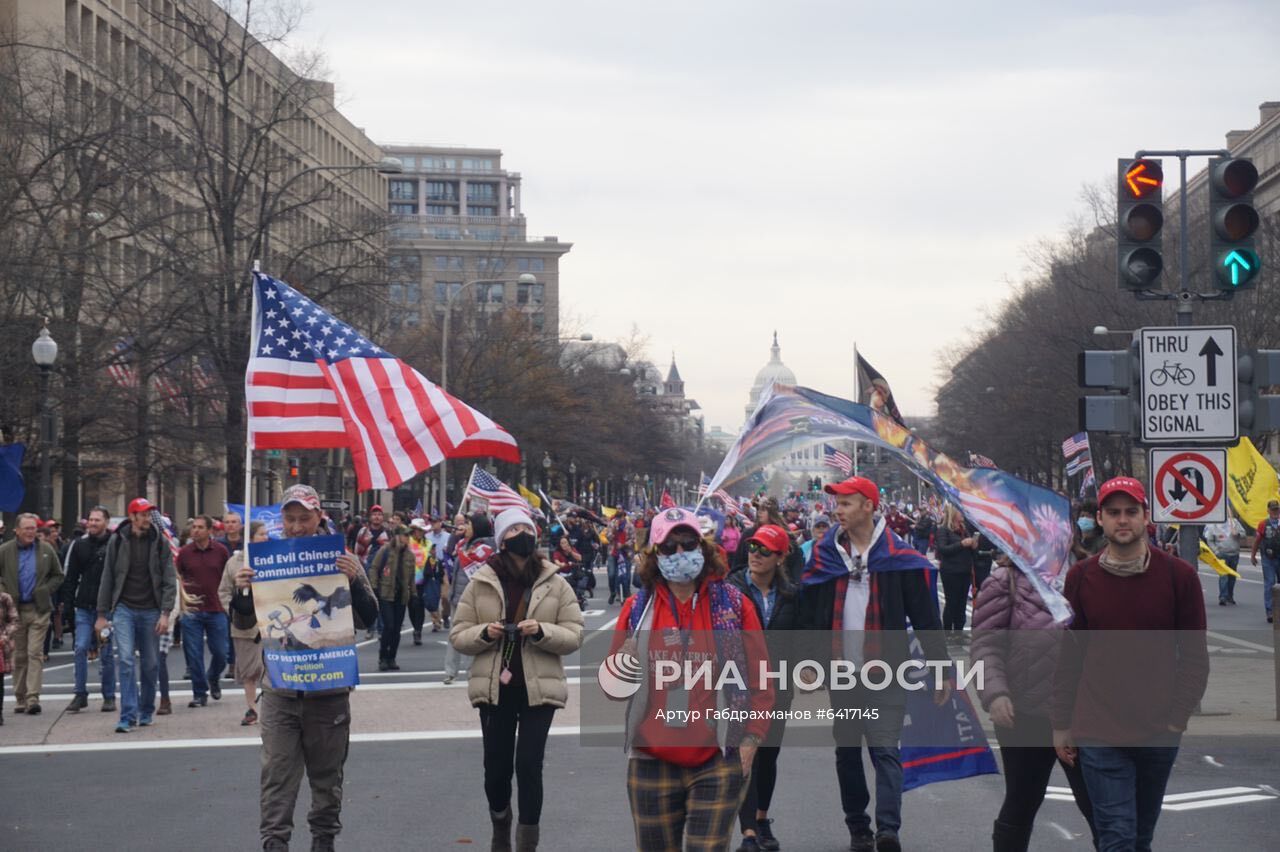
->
[1047, 785, 1278, 812]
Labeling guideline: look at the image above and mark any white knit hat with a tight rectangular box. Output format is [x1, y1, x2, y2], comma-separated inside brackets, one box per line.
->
[493, 507, 537, 547]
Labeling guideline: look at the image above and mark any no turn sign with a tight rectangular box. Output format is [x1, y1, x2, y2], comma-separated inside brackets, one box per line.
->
[1149, 448, 1228, 524]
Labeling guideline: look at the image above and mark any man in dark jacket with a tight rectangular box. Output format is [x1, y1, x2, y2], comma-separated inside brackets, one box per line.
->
[96, 498, 176, 732]
[798, 477, 950, 852]
[230, 484, 378, 852]
[62, 506, 116, 713]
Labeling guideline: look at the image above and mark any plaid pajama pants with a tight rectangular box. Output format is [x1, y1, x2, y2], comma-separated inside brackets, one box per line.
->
[627, 753, 746, 851]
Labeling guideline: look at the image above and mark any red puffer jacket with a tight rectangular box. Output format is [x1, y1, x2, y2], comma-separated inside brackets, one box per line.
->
[970, 565, 1066, 718]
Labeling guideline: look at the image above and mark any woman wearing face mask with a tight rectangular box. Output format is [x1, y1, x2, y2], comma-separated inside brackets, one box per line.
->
[450, 509, 584, 852]
[614, 507, 774, 852]
[1070, 500, 1105, 561]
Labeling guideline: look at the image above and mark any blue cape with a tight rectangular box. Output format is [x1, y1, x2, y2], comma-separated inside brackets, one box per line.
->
[801, 523, 934, 586]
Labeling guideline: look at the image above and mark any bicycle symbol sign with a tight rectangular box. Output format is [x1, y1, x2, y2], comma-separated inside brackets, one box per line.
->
[1139, 326, 1237, 443]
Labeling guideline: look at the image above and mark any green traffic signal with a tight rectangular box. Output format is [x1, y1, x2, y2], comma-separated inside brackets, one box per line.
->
[1216, 248, 1261, 288]
[1208, 156, 1260, 291]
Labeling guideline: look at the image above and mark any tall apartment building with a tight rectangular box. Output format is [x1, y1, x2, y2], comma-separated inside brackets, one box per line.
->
[0, 0, 389, 518]
[380, 145, 571, 338]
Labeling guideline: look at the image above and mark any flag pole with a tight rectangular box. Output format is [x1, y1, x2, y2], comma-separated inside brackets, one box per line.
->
[460, 463, 478, 516]
[240, 261, 261, 594]
[852, 342, 860, 477]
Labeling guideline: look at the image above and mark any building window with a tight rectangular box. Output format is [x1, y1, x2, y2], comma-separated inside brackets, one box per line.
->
[531, 312, 545, 332]
[426, 181, 458, 201]
[389, 180, 416, 200]
[390, 203, 416, 215]
[472, 228, 500, 241]
[477, 258, 506, 273]
[434, 256, 463, 271]
[476, 282, 504, 304]
[403, 283, 421, 304]
[423, 156, 456, 170]
[389, 283, 403, 303]
[466, 183, 497, 202]
[516, 257, 546, 273]
[517, 282, 544, 305]
[462, 158, 493, 171]
[399, 156, 416, 170]
[467, 205, 497, 217]
[431, 227, 460, 240]
[389, 254, 422, 276]
[426, 204, 452, 215]
[434, 281, 463, 302]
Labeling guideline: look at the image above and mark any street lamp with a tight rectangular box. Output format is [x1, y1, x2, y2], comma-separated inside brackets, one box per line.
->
[31, 321, 58, 519]
[1092, 326, 1134, 337]
[569, 459, 577, 500]
[437, 273, 538, 515]
[542, 452, 552, 494]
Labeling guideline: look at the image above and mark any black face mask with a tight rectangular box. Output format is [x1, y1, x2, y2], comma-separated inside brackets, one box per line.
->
[504, 532, 538, 558]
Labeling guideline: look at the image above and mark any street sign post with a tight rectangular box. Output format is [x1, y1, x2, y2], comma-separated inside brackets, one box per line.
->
[1149, 448, 1228, 525]
[320, 499, 350, 512]
[1139, 325, 1237, 443]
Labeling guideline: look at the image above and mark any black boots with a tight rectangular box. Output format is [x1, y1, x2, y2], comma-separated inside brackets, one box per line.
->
[490, 808, 512, 852]
[515, 824, 539, 852]
[992, 819, 1034, 852]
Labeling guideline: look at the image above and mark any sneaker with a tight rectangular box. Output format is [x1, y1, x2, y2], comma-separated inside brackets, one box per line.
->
[182, 670, 192, 680]
[138, 716, 153, 726]
[157, 698, 172, 715]
[188, 696, 208, 708]
[387, 661, 401, 671]
[443, 675, 455, 684]
[101, 698, 116, 713]
[1228, 598, 1238, 605]
[210, 680, 222, 701]
[849, 829, 875, 852]
[26, 702, 42, 716]
[1219, 598, 1227, 606]
[875, 829, 902, 852]
[757, 818, 780, 851]
[413, 631, 422, 646]
[65, 694, 89, 713]
[736, 837, 760, 852]
[115, 722, 132, 733]
[377, 659, 389, 672]
[241, 709, 259, 726]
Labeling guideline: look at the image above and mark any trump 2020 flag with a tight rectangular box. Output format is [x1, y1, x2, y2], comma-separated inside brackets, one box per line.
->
[246, 273, 520, 491]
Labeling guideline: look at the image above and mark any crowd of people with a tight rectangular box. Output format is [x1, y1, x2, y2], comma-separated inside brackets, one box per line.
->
[0, 470, 1221, 852]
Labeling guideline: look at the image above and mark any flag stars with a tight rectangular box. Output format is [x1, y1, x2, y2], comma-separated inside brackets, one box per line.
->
[306, 315, 318, 325]
[328, 348, 339, 358]
[291, 330, 303, 339]
[261, 344, 273, 354]
[288, 347, 301, 358]
[277, 318, 289, 329]
[265, 288, 276, 299]
[292, 307, 304, 317]
[265, 308, 277, 319]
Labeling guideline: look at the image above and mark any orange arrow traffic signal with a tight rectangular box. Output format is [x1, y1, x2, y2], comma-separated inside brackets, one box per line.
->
[1123, 159, 1163, 199]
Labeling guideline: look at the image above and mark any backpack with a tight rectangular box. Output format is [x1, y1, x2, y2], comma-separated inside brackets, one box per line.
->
[1264, 519, 1280, 560]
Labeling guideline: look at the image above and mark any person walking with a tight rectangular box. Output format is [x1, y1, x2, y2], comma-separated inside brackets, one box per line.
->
[175, 515, 232, 707]
[407, 519, 430, 645]
[1249, 498, 1280, 622]
[450, 508, 584, 852]
[972, 552, 1095, 851]
[606, 513, 631, 605]
[219, 521, 269, 726]
[370, 526, 416, 671]
[0, 513, 64, 716]
[1205, 515, 1244, 606]
[726, 524, 800, 852]
[0, 583, 17, 724]
[934, 504, 977, 642]
[230, 484, 379, 852]
[1052, 477, 1209, 852]
[61, 506, 117, 713]
[445, 513, 495, 685]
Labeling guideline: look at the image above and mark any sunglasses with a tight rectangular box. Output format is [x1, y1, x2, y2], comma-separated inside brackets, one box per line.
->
[747, 541, 782, 557]
[656, 534, 701, 556]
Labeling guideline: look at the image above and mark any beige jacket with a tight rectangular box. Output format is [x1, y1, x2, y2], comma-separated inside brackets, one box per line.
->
[449, 558, 584, 708]
[218, 551, 259, 640]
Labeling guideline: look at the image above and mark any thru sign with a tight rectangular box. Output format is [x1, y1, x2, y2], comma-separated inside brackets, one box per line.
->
[1139, 325, 1237, 443]
[1149, 448, 1227, 524]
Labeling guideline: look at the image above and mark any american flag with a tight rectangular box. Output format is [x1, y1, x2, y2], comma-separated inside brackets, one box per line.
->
[714, 489, 742, 516]
[967, 451, 998, 469]
[1061, 432, 1090, 460]
[149, 507, 181, 562]
[660, 490, 676, 509]
[152, 365, 184, 412]
[246, 273, 520, 491]
[1065, 451, 1093, 477]
[1079, 467, 1097, 497]
[464, 467, 530, 514]
[105, 338, 137, 389]
[697, 474, 711, 496]
[822, 443, 853, 475]
[192, 357, 224, 414]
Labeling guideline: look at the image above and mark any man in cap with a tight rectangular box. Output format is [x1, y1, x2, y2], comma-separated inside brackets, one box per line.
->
[0, 513, 64, 715]
[1052, 477, 1208, 852]
[96, 498, 176, 732]
[230, 484, 379, 852]
[1250, 498, 1280, 623]
[797, 476, 949, 852]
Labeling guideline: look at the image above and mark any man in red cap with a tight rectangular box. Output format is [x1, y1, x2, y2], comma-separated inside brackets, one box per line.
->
[95, 497, 177, 732]
[798, 475, 949, 852]
[1052, 476, 1208, 852]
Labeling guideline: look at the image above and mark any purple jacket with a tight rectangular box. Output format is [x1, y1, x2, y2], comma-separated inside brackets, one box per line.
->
[970, 565, 1064, 718]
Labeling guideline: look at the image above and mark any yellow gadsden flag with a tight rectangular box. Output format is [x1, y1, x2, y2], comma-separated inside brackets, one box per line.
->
[1226, 437, 1280, 530]
[517, 484, 541, 510]
[1199, 540, 1241, 579]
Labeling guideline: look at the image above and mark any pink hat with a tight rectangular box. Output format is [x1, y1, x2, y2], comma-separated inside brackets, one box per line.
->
[650, 507, 701, 545]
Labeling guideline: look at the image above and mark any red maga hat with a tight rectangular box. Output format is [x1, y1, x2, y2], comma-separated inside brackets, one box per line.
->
[823, 476, 879, 509]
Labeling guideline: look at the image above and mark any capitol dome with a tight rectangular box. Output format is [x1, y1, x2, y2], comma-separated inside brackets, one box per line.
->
[745, 332, 797, 420]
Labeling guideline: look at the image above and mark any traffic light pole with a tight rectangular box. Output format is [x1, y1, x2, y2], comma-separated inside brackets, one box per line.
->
[1129, 148, 1232, 568]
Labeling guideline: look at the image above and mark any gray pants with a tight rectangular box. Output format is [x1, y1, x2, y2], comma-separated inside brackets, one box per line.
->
[260, 690, 352, 847]
[444, 641, 471, 679]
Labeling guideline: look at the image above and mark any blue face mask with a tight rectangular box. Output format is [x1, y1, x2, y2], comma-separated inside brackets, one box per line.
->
[1077, 517, 1096, 533]
[657, 549, 705, 583]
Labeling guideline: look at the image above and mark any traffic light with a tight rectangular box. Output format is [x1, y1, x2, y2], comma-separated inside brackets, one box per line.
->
[1077, 340, 1140, 433]
[1116, 158, 1165, 289]
[1237, 350, 1280, 434]
[1208, 157, 1260, 290]
[288, 456, 300, 478]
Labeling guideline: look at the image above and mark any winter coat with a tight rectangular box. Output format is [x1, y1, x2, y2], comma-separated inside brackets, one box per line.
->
[934, 526, 975, 576]
[0, 539, 64, 614]
[218, 550, 259, 640]
[97, 521, 177, 615]
[62, 532, 112, 610]
[0, 590, 17, 674]
[370, 542, 416, 605]
[726, 567, 800, 707]
[970, 565, 1063, 717]
[449, 557, 584, 708]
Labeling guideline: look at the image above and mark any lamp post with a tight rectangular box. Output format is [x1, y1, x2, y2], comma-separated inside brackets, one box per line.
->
[31, 322, 58, 519]
[569, 459, 577, 501]
[541, 452, 552, 494]
[437, 272, 538, 515]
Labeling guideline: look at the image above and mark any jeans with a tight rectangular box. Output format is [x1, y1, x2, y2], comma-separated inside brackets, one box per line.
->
[112, 604, 160, 725]
[1078, 742, 1179, 852]
[73, 607, 115, 699]
[444, 642, 471, 679]
[910, 535, 930, 555]
[378, 600, 406, 662]
[834, 703, 905, 834]
[1262, 557, 1278, 616]
[1217, 553, 1239, 602]
[182, 611, 230, 699]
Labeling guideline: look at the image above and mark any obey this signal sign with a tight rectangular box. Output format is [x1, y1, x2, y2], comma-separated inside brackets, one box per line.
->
[1149, 448, 1227, 524]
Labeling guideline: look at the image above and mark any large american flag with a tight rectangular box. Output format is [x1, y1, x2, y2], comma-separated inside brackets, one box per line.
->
[246, 273, 520, 490]
[1061, 432, 1090, 460]
[105, 338, 138, 389]
[714, 489, 742, 516]
[822, 443, 853, 475]
[464, 467, 530, 514]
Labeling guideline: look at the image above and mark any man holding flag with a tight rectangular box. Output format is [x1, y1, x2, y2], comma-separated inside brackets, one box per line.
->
[798, 475, 950, 852]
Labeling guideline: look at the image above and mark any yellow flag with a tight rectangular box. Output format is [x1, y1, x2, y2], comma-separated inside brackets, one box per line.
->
[1198, 540, 1241, 578]
[518, 484, 541, 510]
[601, 506, 618, 519]
[1225, 437, 1279, 530]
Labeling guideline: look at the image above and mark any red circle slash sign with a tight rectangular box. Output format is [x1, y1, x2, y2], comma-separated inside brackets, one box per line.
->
[1155, 452, 1223, 522]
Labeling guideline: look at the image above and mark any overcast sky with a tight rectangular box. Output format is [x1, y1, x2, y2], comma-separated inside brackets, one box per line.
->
[295, 0, 1280, 433]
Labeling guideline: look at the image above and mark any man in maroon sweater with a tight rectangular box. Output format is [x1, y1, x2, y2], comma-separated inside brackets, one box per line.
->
[176, 515, 231, 707]
[1052, 476, 1208, 852]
